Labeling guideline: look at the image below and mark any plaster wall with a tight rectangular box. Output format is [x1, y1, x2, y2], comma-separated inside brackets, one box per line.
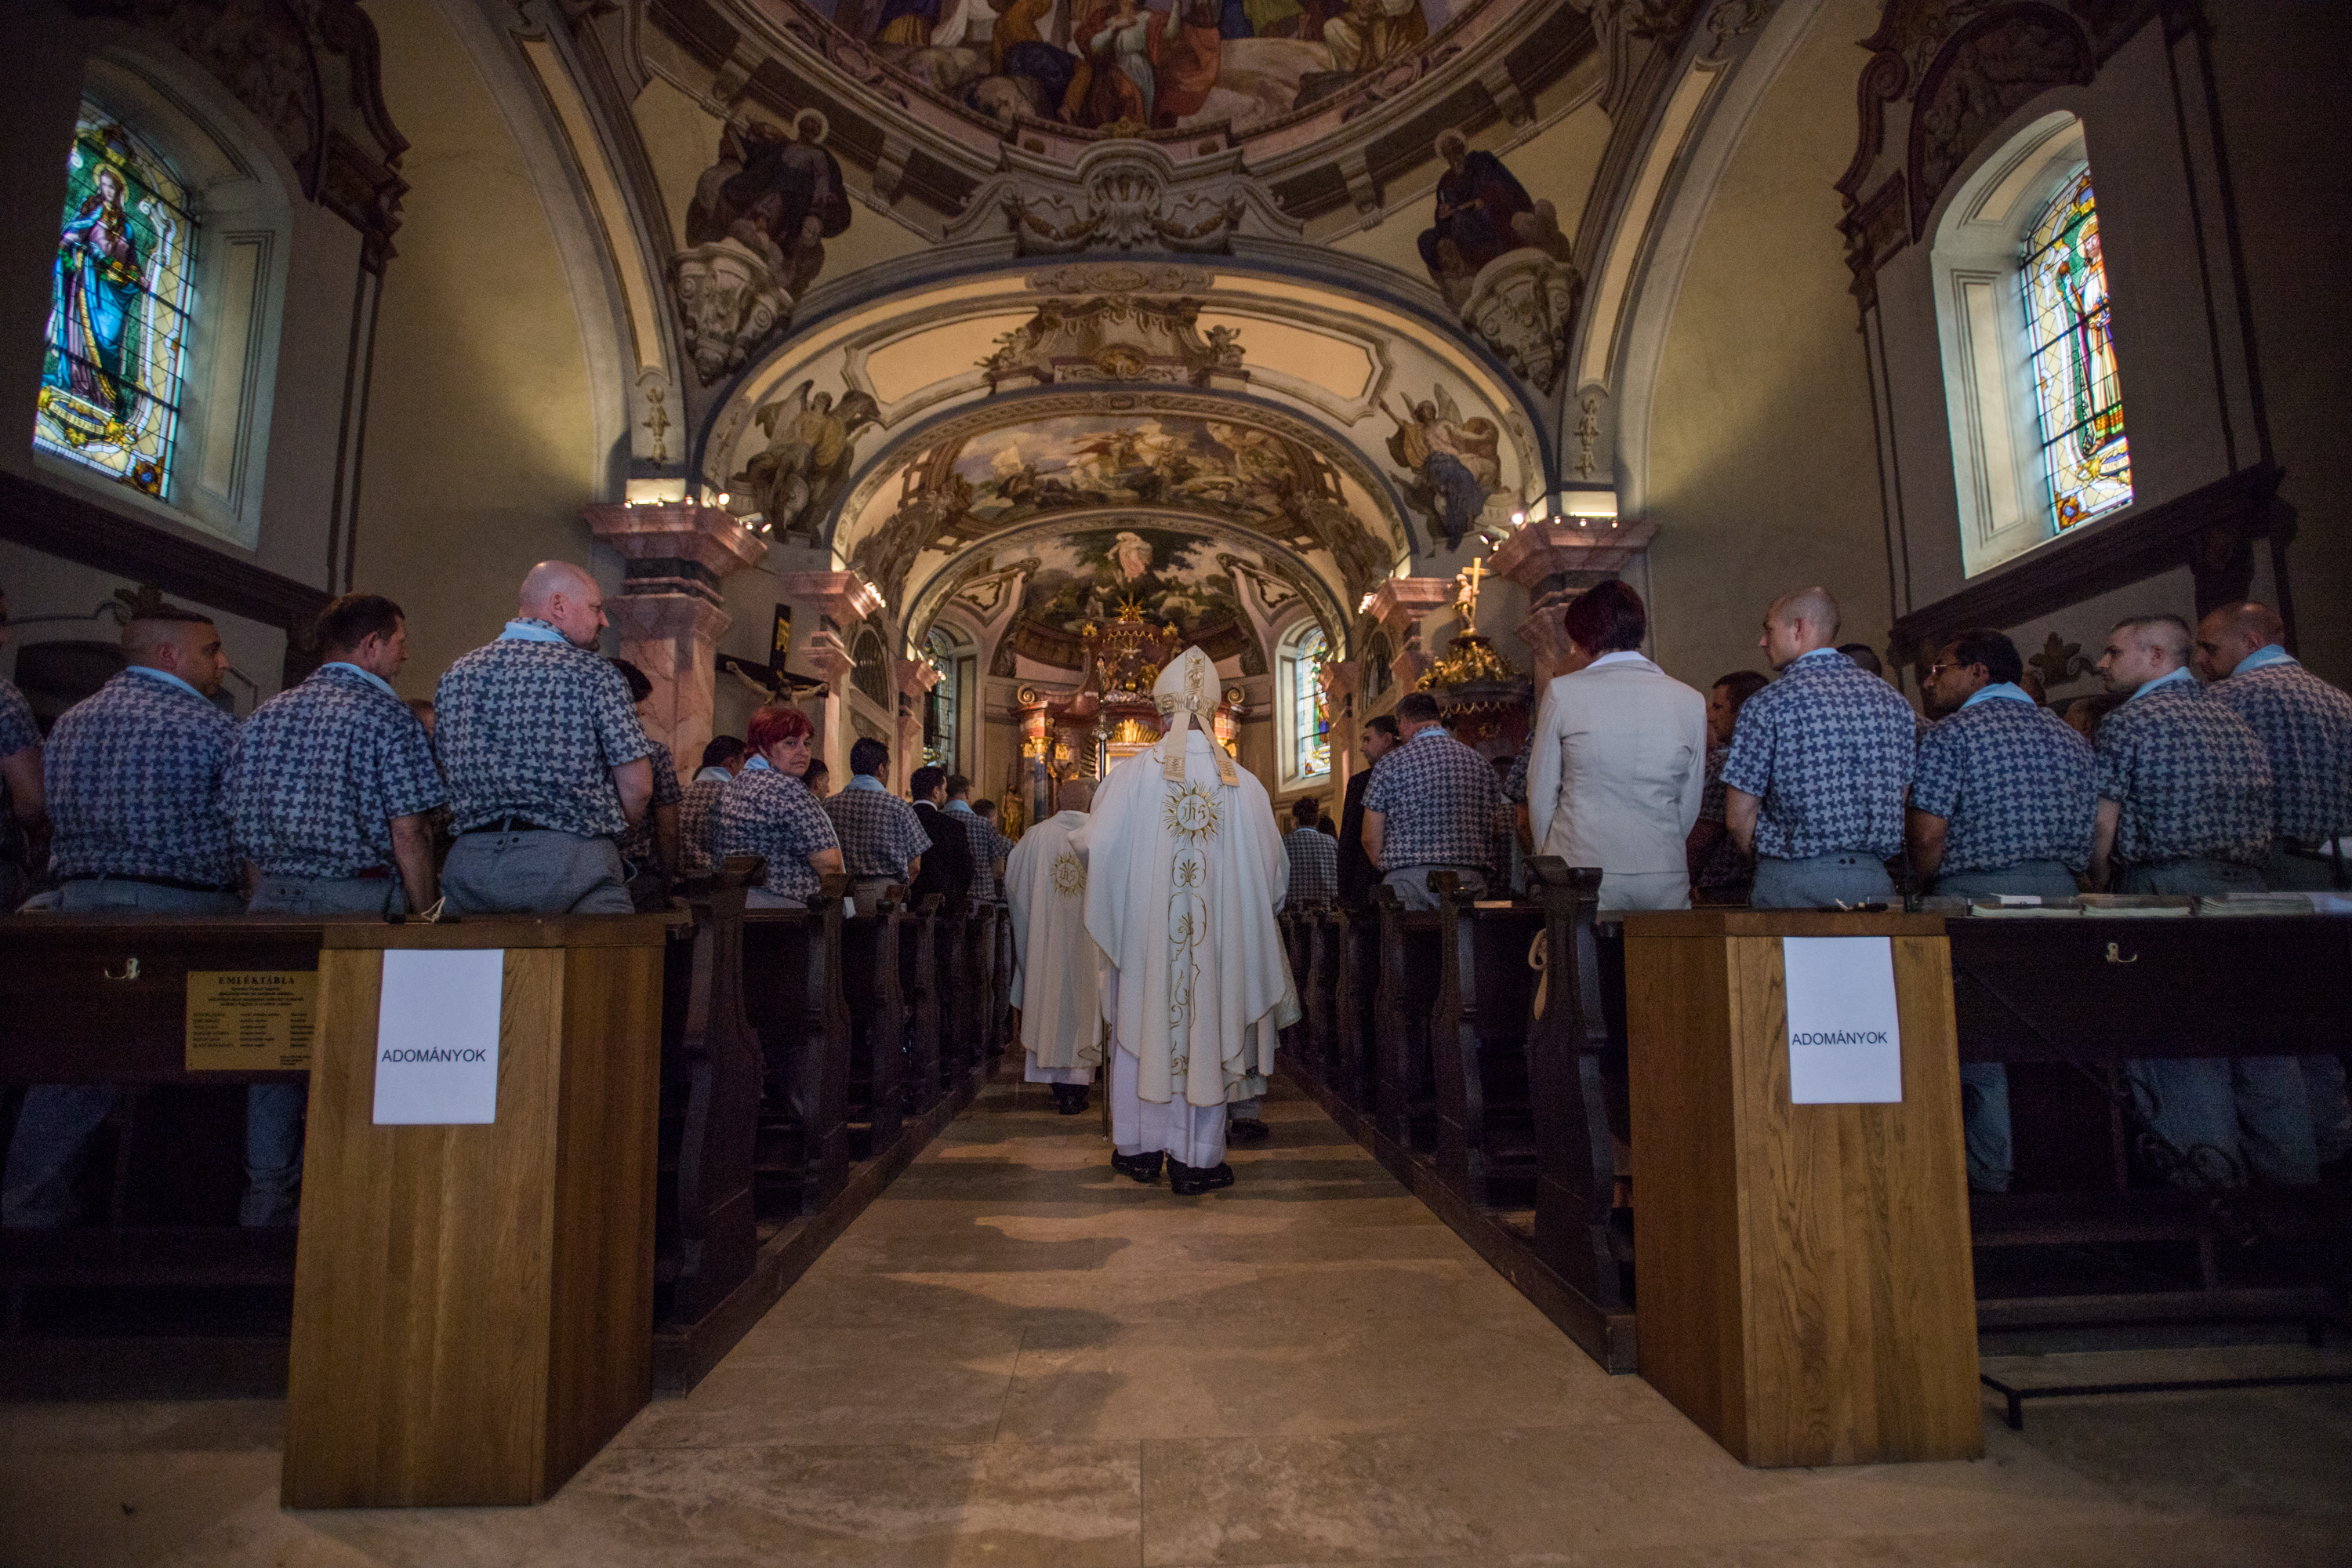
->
[1640, 0, 1888, 695]
[350, 0, 605, 699]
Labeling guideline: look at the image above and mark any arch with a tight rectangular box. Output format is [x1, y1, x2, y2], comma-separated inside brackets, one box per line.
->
[850, 622, 893, 706]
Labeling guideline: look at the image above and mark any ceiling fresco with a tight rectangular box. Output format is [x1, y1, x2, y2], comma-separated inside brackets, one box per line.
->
[747, 0, 1548, 143]
[903, 514, 1339, 677]
[833, 390, 1415, 614]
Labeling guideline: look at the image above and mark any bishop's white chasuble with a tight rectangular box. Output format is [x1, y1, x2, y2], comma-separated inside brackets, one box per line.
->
[1006, 809, 1105, 1085]
[1076, 720, 1295, 1122]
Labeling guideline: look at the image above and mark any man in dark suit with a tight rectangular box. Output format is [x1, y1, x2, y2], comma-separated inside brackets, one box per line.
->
[907, 763, 972, 909]
[1336, 713, 1399, 908]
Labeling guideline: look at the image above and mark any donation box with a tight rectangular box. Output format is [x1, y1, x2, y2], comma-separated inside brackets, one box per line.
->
[1622, 909, 1982, 1467]
[281, 915, 672, 1508]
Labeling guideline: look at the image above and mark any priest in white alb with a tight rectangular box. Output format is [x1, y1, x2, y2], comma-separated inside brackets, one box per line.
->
[1073, 647, 1294, 1196]
[1006, 775, 1104, 1116]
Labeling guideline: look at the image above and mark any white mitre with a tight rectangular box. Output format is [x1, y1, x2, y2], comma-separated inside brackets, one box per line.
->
[1076, 646, 1296, 1106]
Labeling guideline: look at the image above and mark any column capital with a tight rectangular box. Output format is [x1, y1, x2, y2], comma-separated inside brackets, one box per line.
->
[584, 503, 768, 604]
[1364, 577, 1461, 640]
[1486, 517, 1659, 590]
[775, 570, 886, 627]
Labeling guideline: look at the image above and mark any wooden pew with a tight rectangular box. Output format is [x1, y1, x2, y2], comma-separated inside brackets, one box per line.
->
[1426, 870, 1544, 1210]
[1370, 884, 1443, 1160]
[1520, 862, 1624, 1320]
[1277, 909, 1318, 1084]
[658, 860, 763, 1327]
[837, 891, 907, 1160]
[898, 894, 947, 1117]
[0, 914, 325, 1392]
[1323, 906, 1381, 1114]
[740, 883, 852, 1216]
[1945, 911, 2352, 1332]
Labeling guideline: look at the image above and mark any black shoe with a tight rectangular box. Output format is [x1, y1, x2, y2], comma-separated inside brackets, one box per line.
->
[1111, 1150, 1163, 1184]
[1168, 1159, 1236, 1196]
[1053, 1083, 1092, 1116]
[1226, 1116, 1270, 1144]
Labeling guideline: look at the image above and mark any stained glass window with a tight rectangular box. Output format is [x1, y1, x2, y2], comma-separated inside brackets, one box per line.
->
[34, 110, 195, 499]
[924, 628, 958, 770]
[2021, 170, 2131, 530]
[1287, 626, 1330, 782]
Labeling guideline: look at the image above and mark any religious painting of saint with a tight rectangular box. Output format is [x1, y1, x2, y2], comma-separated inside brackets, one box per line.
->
[1381, 384, 1503, 552]
[686, 110, 853, 302]
[992, 526, 1278, 675]
[32, 115, 191, 499]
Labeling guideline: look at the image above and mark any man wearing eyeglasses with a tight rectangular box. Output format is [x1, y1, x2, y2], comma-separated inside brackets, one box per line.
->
[1908, 627, 2096, 1193]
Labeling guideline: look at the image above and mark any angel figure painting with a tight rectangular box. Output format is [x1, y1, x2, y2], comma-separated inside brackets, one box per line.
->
[727, 380, 882, 543]
[1382, 387, 1503, 552]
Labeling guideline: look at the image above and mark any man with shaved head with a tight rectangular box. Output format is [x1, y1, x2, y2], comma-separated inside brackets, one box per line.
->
[1719, 586, 1918, 909]
[2092, 612, 2310, 1187]
[2193, 601, 2352, 1175]
[432, 561, 655, 914]
[1007, 774, 1104, 1115]
[4, 604, 276, 1227]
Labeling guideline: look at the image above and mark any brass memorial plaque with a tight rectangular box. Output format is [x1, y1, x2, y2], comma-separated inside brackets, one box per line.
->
[184, 971, 318, 1072]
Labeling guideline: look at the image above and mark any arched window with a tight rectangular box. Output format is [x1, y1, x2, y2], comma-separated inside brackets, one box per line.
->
[2020, 171, 2132, 530]
[1364, 628, 1393, 702]
[1278, 621, 1330, 788]
[34, 109, 194, 499]
[851, 626, 891, 706]
[924, 626, 959, 770]
[1930, 114, 2133, 577]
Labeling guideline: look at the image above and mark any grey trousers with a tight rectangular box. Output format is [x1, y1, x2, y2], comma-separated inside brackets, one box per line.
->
[1749, 852, 1894, 910]
[2256, 848, 2352, 1163]
[441, 830, 632, 915]
[1930, 862, 2083, 1192]
[849, 877, 896, 918]
[249, 873, 405, 916]
[745, 888, 806, 909]
[5, 880, 304, 1228]
[1383, 865, 1486, 911]
[2119, 858, 2314, 1185]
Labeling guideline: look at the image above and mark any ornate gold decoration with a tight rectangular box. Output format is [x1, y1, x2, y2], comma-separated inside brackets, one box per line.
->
[1163, 782, 1221, 843]
[1051, 850, 1087, 897]
[1418, 631, 1517, 690]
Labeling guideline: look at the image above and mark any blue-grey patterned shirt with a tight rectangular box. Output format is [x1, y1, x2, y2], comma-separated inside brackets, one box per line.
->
[2212, 655, 2352, 844]
[1363, 726, 1503, 870]
[2095, 671, 2271, 867]
[820, 778, 931, 880]
[0, 678, 38, 844]
[1719, 649, 1917, 860]
[228, 663, 447, 879]
[679, 774, 728, 874]
[45, 667, 237, 886]
[1282, 826, 1338, 906]
[717, 760, 839, 901]
[434, 622, 652, 838]
[945, 802, 1004, 902]
[1911, 688, 2096, 874]
[617, 740, 684, 868]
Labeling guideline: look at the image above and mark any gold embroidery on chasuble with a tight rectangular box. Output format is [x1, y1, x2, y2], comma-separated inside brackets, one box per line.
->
[1051, 850, 1086, 898]
[1162, 782, 1221, 1076]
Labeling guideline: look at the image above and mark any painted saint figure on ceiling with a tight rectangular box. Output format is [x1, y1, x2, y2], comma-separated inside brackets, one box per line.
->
[1383, 387, 1502, 553]
[686, 110, 852, 301]
[1417, 129, 1534, 307]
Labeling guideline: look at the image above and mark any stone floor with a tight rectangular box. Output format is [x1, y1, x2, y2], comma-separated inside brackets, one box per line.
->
[5, 1075, 2350, 1567]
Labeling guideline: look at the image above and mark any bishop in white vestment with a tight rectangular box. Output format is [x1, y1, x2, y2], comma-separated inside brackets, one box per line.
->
[1073, 648, 1294, 1194]
[1007, 775, 1105, 1115]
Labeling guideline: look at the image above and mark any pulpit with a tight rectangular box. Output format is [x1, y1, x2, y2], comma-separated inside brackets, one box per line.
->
[1622, 909, 1981, 1467]
[281, 915, 673, 1508]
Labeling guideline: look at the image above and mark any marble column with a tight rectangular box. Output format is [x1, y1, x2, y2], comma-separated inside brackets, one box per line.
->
[585, 502, 768, 784]
[1366, 578, 1461, 697]
[896, 656, 941, 782]
[775, 570, 885, 783]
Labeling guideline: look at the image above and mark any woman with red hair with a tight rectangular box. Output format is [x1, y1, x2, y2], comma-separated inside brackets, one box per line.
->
[716, 704, 843, 907]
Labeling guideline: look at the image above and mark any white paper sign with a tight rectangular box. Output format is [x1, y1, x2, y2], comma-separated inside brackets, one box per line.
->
[1782, 936, 1903, 1105]
[372, 949, 506, 1125]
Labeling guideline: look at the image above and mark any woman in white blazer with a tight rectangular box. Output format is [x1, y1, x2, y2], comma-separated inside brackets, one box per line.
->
[1525, 581, 1711, 911]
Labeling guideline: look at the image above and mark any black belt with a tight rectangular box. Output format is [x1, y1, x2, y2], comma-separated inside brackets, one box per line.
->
[60, 872, 234, 895]
[459, 817, 560, 837]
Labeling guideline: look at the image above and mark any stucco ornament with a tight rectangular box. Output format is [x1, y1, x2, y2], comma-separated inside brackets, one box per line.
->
[950, 142, 1299, 257]
[670, 238, 791, 385]
[1461, 250, 1582, 394]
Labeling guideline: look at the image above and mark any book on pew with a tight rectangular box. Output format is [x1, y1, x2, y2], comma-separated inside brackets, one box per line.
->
[2075, 895, 2194, 917]
[1963, 896, 2083, 917]
[2194, 893, 2316, 917]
